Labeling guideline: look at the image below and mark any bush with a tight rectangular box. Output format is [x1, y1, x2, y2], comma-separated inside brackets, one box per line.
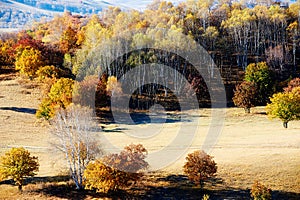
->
[84, 144, 148, 193]
[15, 47, 43, 78]
[36, 78, 74, 119]
[250, 181, 272, 200]
[0, 147, 39, 191]
[84, 160, 130, 193]
[284, 77, 300, 93]
[266, 86, 300, 128]
[35, 65, 64, 81]
[202, 194, 210, 200]
[233, 81, 257, 113]
[102, 144, 148, 172]
[183, 150, 217, 188]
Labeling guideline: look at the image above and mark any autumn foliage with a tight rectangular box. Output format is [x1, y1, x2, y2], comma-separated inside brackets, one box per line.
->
[266, 86, 300, 128]
[84, 144, 148, 193]
[15, 47, 43, 77]
[0, 147, 39, 191]
[250, 181, 272, 200]
[233, 81, 257, 113]
[35, 65, 65, 81]
[183, 150, 217, 188]
[36, 78, 74, 119]
[284, 78, 300, 93]
[244, 62, 273, 104]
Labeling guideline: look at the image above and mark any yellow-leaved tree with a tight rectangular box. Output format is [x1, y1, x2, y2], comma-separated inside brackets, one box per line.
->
[15, 47, 43, 78]
[0, 147, 39, 191]
[266, 87, 300, 128]
[84, 144, 148, 193]
[36, 78, 74, 119]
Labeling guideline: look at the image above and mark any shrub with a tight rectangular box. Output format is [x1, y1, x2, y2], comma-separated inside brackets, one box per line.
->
[36, 98, 57, 120]
[84, 160, 130, 193]
[250, 181, 272, 200]
[35, 65, 64, 81]
[36, 78, 74, 119]
[48, 78, 74, 104]
[202, 194, 210, 200]
[84, 144, 148, 193]
[0, 147, 39, 191]
[15, 46, 43, 78]
[284, 77, 300, 93]
[183, 150, 217, 188]
[233, 81, 257, 113]
[244, 62, 274, 104]
[102, 144, 148, 172]
[266, 87, 300, 128]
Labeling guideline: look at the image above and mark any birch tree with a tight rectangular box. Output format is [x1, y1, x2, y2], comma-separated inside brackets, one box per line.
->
[50, 104, 102, 189]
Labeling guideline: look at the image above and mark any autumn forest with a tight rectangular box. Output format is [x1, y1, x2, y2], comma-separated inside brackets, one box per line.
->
[0, 0, 300, 199]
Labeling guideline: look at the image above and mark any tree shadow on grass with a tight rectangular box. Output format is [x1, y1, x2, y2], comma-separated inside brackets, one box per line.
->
[0, 176, 139, 200]
[0, 107, 36, 114]
[2, 174, 299, 199]
[97, 109, 193, 125]
[29, 180, 141, 200]
[140, 174, 300, 200]
[254, 111, 267, 115]
[0, 175, 70, 186]
[101, 127, 128, 133]
[140, 184, 300, 200]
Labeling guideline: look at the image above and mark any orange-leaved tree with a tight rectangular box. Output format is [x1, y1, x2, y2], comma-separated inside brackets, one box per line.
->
[84, 144, 148, 193]
[233, 81, 257, 113]
[183, 150, 217, 188]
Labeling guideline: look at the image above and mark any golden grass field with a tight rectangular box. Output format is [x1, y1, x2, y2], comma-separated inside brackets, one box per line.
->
[0, 73, 299, 199]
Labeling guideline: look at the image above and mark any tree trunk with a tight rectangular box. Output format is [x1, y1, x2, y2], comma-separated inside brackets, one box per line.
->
[244, 107, 250, 114]
[283, 121, 288, 128]
[199, 180, 204, 189]
[18, 184, 22, 192]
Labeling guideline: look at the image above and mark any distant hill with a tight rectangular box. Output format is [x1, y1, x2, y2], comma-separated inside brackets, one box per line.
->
[0, 0, 183, 30]
[0, 0, 297, 31]
[0, 0, 110, 30]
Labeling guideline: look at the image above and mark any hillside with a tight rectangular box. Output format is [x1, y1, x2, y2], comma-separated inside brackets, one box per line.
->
[0, 0, 297, 30]
[0, 0, 183, 30]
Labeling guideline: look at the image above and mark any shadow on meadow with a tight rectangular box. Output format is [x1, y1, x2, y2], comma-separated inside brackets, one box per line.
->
[139, 174, 300, 200]
[0, 107, 36, 114]
[1, 174, 299, 199]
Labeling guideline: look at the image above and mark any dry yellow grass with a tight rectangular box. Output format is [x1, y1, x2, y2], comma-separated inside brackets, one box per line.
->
[0, 73, 299, 199]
